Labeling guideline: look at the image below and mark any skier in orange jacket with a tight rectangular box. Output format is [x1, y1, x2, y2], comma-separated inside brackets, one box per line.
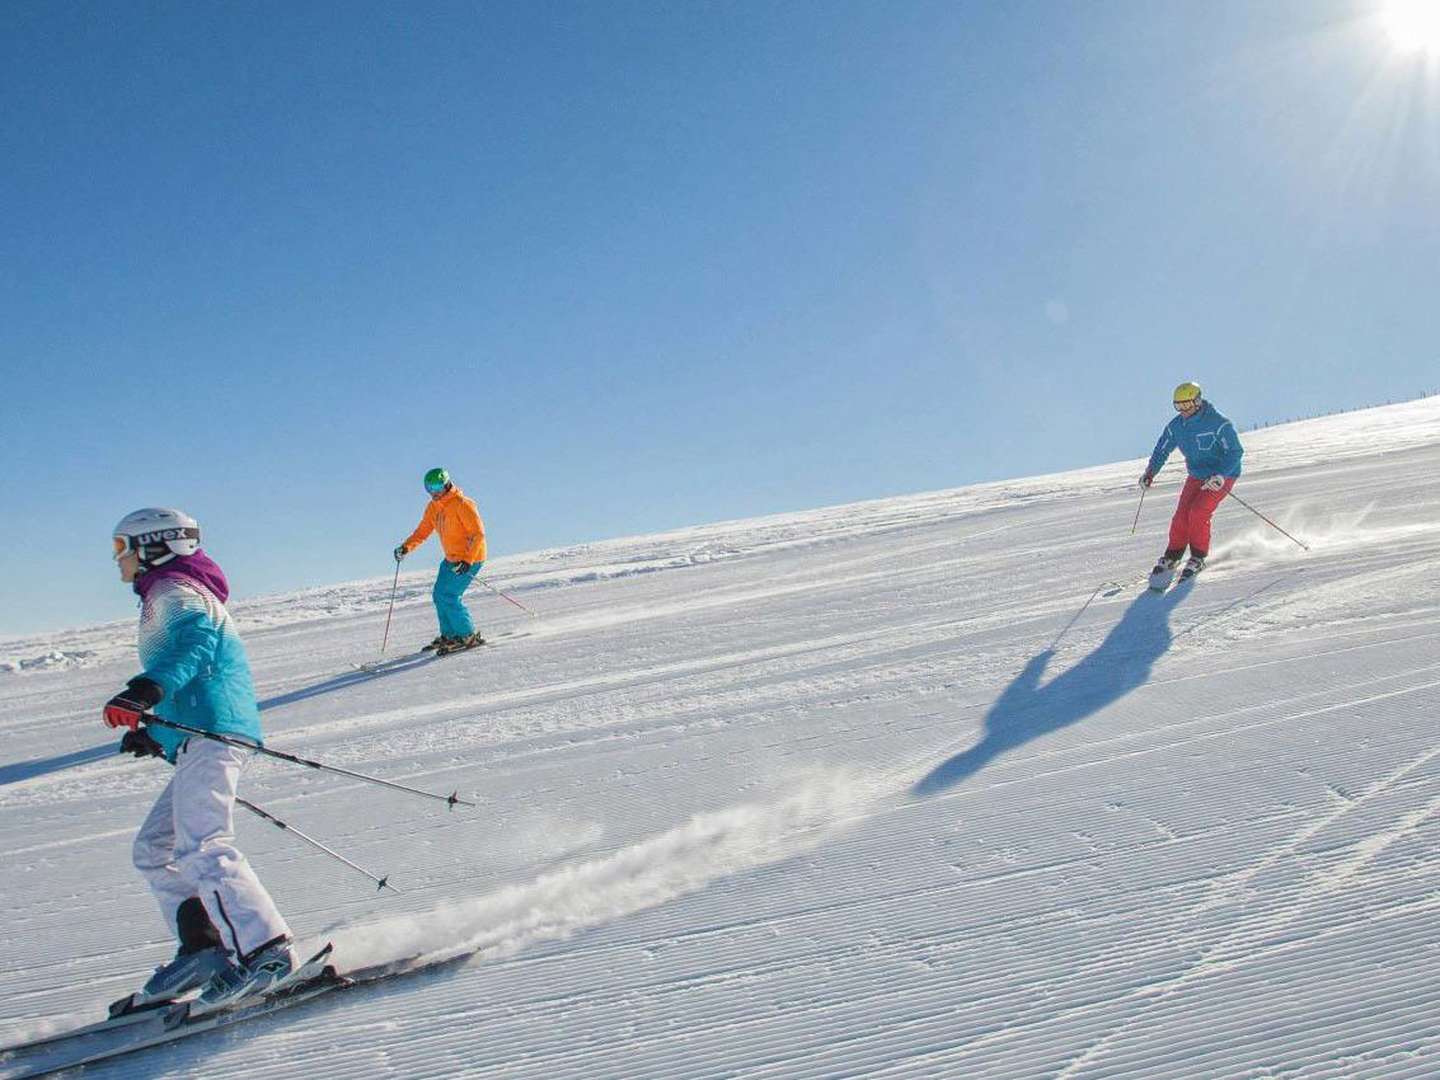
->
[393, 467, 488, 652]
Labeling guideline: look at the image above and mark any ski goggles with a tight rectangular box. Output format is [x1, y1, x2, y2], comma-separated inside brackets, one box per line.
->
[425, 479, 448, 494]
[112, 527, 200, 560]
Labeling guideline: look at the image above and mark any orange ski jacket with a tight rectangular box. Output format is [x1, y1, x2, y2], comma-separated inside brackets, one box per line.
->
[402, 486, 487, 564]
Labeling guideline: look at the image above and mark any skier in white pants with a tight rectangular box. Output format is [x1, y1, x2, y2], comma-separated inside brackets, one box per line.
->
[106, 508, 296, 1007]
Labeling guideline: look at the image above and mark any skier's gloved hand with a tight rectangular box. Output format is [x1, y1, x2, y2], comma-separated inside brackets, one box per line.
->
[1201, 474, 1226, 492]
[103, 676, 164, 730]
[451, 560, 472, 575]
[1138, 472, 1154, 490]
[393, 544, 408, 563]
[119, 728, 165, 759]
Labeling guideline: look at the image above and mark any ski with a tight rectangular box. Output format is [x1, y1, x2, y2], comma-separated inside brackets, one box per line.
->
[434, 637, 485, 657]
[0, 997, 175, 1055]
[0, 946, 342, 1079]
[350, 650, 429, 673]
[0, 949, 462, 1079]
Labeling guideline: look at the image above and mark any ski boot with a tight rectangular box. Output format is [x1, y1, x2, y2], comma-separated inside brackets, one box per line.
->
[421, 635, 449, 652]
[1148, 552, 1182, 592]
[109, 944, 231, 1016]
[142, 946, 232, 1000]
[436, 632, 485, 655]
[197, 937, 298, 1009]
[110, 896, 228, 1015]
[1179, 555, 1206, 581]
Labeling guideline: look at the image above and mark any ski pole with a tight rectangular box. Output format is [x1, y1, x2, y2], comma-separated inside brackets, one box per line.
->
[379, 560, 402, 657]
[1130, 484, 1147, 535]
[1227, 490, 1310, 551]
[140, 715, 476, 808]
[1049, 578, 1125, 650]
[478, 577, 538, 618]
[237, 797, 402, 894]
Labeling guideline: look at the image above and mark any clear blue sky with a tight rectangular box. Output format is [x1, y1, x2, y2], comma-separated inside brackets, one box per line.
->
[2, 1, 1436, 636]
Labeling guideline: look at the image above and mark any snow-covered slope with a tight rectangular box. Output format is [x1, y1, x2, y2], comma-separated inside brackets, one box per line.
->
[2, 396, 1439, 1077]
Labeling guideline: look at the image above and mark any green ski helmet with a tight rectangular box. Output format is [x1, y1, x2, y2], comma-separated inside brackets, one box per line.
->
[423, 467, 451, 494]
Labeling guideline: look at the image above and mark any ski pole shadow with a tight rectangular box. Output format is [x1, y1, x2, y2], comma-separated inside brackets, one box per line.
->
[258, 652, 436, 712]
[0, 743, 116, 786]
[913, 582, 1195, 798]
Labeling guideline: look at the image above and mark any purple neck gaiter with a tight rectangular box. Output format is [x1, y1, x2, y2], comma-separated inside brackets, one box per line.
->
[133, 550, 231, 605]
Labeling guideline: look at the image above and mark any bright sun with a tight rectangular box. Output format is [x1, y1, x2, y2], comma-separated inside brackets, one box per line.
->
[1382, 0, 1440, 52]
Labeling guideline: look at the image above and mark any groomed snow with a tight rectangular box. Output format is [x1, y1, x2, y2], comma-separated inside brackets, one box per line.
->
[2, 396, 1439, 1077]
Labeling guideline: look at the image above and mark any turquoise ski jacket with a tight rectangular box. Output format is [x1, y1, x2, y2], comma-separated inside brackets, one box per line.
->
[135, 575, 263, 762]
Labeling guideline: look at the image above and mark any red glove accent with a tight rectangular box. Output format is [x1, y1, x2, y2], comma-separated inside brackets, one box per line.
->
[102, 678, 164, 731]
[104, 701, 144, 730]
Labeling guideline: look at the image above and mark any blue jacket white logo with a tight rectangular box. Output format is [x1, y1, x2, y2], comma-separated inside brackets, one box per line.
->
[137, 579, 263, 761]
[1147, 401, 1245, 480]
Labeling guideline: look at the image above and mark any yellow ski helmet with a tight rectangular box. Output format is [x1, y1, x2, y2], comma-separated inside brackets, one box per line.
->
[1173, 381, 1203, 405]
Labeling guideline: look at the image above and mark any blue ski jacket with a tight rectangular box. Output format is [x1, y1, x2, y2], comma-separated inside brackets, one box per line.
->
[136, 577, 264, 762]
[1146, 401, 1245, 480]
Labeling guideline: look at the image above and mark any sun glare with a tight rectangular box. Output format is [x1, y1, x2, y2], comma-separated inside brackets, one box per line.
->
[1382, 0, 1440, 52]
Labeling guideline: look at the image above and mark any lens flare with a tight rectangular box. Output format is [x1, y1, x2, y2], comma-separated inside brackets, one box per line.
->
[1382, 0, 1440, 53]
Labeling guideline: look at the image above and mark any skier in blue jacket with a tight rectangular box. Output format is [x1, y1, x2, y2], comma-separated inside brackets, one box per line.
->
[1139, 382, 1244, 581]
[105, 508, 297, 1010]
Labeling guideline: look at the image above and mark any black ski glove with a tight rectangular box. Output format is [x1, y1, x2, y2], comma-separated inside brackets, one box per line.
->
[120, 728, 165, 759]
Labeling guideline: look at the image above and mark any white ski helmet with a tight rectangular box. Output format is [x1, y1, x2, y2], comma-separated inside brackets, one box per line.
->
[112, 508, 201, 568]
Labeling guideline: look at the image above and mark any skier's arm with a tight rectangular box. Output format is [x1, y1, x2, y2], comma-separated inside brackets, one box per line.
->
[140, 590, 220, 697]
[1215, 421, 1244, 476]
[402, 502, 438, 553]
[1146, 423, 1177, 477]
[455, 499, 486, 564]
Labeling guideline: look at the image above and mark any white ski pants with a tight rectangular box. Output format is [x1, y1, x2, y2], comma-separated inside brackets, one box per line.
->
[133, 737, 290, 960]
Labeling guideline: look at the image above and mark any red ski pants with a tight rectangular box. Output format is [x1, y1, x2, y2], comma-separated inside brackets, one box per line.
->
[1167, 475, 1235, 557]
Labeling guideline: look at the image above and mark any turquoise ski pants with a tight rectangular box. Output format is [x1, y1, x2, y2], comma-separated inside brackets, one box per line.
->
[433, 560, 483, 638]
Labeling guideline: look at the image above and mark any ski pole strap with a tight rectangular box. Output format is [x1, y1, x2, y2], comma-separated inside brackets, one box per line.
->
[139, 714, 475, 808]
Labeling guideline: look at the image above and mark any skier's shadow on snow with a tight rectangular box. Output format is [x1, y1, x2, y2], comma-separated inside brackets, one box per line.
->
[0, 743, 115, 786]
[257, 652, 436, 712]
[0, 656, 435, 787]
[913, 583, 1193, 798]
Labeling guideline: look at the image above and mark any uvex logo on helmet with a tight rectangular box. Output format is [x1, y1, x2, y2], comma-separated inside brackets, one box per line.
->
[133, 527, 200, 546]
[113, 508, 202, 567]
